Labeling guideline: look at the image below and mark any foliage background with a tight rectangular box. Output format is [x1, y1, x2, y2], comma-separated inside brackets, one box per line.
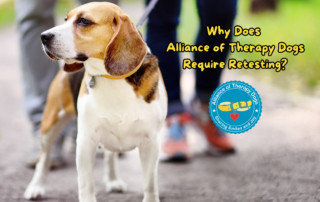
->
[0, 0, 318, 94]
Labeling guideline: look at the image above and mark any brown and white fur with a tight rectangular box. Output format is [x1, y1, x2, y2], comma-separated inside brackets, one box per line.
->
[24, 2, 167, 202]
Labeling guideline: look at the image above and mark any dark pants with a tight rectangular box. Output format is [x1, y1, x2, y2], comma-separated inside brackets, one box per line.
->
[146, 0, 238, 115]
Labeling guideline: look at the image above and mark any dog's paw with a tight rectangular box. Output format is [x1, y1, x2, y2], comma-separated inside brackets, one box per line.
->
[105, 179, 127, 193]
[24, 183, 45, 200]
[79, 195, 97, 202]
[142, 193, 160, 202]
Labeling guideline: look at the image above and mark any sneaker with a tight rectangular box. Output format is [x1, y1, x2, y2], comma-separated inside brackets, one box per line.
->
[161, 113, 193, 162]
[26, 129, 65, 169]
[189, 97, 236, 156]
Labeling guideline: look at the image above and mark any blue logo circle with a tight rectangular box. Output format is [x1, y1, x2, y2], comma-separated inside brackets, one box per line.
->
[209, 81, 262, 134]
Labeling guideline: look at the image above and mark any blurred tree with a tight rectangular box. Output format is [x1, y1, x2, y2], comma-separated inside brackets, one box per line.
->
[251, 0, 278, 13]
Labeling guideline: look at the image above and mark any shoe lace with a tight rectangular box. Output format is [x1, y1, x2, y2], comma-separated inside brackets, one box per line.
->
[168, 122, 186, 141]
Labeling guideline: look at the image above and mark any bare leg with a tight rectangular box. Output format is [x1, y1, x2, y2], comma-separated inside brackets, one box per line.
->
[139, 139, 160, 202]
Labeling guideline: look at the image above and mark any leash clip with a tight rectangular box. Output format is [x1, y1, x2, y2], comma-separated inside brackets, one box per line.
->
[89, 76, 95, 88]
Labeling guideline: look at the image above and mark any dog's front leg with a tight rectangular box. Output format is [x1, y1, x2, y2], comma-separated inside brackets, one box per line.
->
[139, 139, 160, 202]
[76, 134, 98, 202]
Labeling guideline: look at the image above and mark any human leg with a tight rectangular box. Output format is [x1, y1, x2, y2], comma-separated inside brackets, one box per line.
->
[195, 0, 238, 100]
[16, 0, 59, 132]
[145, 0, 192, 161]
[145, 0, 183, 116]
[15, 0, 67, 166]
[191, 0, 238, 155]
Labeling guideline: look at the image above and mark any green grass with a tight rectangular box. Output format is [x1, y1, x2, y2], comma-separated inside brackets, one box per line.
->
[177, 0, 320, 94]
[0, 0, 14, 27]
[0, 0, 76, 27]
[56, 0, 77, 16]
[178, 0, 199, 44]
[234, 0, 320, 93]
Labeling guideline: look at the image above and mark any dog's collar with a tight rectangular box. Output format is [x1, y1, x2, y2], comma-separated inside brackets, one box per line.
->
[88, 67, 138, 87]
[87, 64, 140, 81]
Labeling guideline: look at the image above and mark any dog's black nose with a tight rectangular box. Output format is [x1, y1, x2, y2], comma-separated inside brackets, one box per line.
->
[41, 33, 54, 44]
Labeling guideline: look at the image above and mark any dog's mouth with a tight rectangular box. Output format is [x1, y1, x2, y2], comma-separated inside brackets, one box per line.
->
[42, 45, 60, 61]
[46, 50, 58, 60]
[42, 45, 88, 63]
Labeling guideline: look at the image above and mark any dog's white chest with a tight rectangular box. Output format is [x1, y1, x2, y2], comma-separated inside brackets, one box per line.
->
[77, 76, 165, 152]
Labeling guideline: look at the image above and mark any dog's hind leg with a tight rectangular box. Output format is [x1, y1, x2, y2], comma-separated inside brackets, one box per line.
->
[103, 150, 127, 193]
[24, 70, 76, 200]
[139, 138, 160, 202]
[24, 112, 73, 200]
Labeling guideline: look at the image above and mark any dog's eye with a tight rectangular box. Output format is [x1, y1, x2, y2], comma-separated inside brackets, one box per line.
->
[64, 17, 67, 21]
[77, 18, 93, 26]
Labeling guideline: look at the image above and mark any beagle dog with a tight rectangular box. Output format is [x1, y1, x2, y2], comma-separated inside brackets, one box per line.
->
[24, 2, 167, 202]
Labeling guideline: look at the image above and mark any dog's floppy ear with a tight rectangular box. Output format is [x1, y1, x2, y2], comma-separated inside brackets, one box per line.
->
[63, 63, 84, 73]
[104, 14, 147, 77]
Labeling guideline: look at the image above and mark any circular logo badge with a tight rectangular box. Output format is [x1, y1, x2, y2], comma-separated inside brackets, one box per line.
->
[209, 81, 262, 134]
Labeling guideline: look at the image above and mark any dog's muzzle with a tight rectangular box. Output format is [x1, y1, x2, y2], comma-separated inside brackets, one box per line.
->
[40, 32, 59, 60]
[41, 33, 54, 45]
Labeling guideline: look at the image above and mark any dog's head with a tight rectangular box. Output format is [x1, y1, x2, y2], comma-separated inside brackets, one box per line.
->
[41, 2, 147, 77]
